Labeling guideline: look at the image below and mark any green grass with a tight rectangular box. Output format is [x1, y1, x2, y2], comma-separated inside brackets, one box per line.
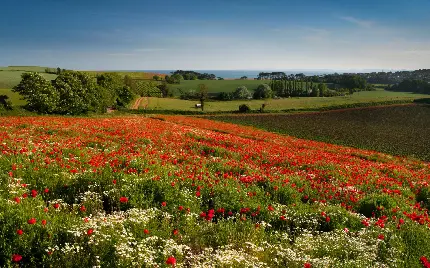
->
[142, 90, 429, 112]
[208, 104, 430, 161]
[0, 89, 25, 105]
[0, 69, 57, 89]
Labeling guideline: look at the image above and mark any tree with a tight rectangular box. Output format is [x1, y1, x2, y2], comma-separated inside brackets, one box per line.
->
[253, 84, 273, 99]
[318, 83, 328, 97]
[12, 72, 59, 113]
[240, 76, 248, 80]
[197, 84, 208, 111]
[53, 71, 99, 114]
[153, 75, 160, 81]
[234, 86, 252, 99]
[157, 82, 172, 98]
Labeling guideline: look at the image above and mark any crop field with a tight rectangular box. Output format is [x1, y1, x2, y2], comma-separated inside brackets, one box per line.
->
[209, 104, 430, 161]
[141, 90, 429, 112]
[1, 115, 430, 267]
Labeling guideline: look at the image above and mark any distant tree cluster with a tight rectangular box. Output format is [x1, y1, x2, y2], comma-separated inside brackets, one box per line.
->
[387, 79, 430, 94]
[171, 70, 217, 80]
[13, 72, 134, 114]
[217, 86, 252, 100]
[44, 67, 67, 75]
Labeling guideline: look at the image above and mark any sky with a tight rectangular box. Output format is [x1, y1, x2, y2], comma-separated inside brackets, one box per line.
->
[1, 0, 430, 71]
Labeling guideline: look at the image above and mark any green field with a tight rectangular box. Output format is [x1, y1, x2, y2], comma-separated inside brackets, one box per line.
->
[208, 104, 430, 161]
[142, 90, 429, 112]
[0, 66, 57, 89]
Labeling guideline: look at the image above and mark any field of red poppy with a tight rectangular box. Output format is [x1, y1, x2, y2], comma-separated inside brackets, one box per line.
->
[209, 104, 430, 162]
[1, 115, 430, 267]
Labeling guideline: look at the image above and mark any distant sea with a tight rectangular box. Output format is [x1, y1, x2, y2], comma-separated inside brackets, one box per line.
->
[138, 70, 336, 79]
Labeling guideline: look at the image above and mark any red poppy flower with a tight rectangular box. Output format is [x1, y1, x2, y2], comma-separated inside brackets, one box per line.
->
[41, 219, 47, 226]
[80, 205, 86, 212]
[304, 263, 311, 268]
[173, 229, 179, 235]
[119, 197, 128, 203]
[28, 218, 36, 225]
[378, 234, 385, 240]
[16, 229, 23, 235]
[161, 201, 167, 207]
[112, 179, 117, 184]
[13, 197, 20, 203]
[87, 229, 93, 236]
[53, 203, 60, 209]
[325, 216, 330, 223]
[12, 254, 22, 263]
[178, 205, 183, 211]
[144, 229, 150, 234]
[31, 189, 38, 198]
[44, 188, 49, 193]
[166, 256, 176, 265]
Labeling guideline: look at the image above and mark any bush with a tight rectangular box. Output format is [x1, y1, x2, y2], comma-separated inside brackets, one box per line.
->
[253, 84, 273, 99]
[238, 104, 251, 113]
[217, 92, 233, 101]
[234, 86, 252, 99]
[358, 194, 397, 218]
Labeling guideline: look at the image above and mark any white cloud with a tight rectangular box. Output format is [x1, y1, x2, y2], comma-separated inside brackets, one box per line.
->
[339, 16, 374, 28]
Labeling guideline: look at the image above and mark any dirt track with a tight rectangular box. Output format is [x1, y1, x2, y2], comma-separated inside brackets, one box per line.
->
[131, 97, 149, 109]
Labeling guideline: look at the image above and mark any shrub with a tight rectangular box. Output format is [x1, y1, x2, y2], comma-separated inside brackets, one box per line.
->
[358, 194, 397, 218]
[234, 86, 252, 99]
[253, 84, 273, 99]
[238, 104, 251, 113]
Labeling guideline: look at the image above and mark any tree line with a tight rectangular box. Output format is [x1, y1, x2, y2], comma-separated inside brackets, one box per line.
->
[13, 71, 134, 115]
[386, 79, 430, 94]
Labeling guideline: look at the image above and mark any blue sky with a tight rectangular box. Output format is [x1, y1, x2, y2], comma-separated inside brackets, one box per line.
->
[1, 0, 430, 70]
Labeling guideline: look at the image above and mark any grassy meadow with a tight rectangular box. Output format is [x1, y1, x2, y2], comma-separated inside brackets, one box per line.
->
[208, 104, 430, 161]
[141, 90, 429, 112]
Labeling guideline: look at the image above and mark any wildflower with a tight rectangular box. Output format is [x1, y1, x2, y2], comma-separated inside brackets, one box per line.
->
[22, 193, 28, 198]
[41, 219, 47, 226]
[325, 216, 331, 223]
[178, 205, 184, 211]
[161, 201, 167, 207]
[344, 228, 349, 233]
[44, 188, 49, 193]
[28, 218, 36, 225]
[80, 205, 86, 212]
[87, 229, 94, 236]
[267, 205, 274, 211]
[17, 229, 23, 236]
[53, 203, 60, 209]
[173, 229, 179, 235]
[44, 207, 49, 213]
[13, 197, 20, 204]
[304, 263, 311, 268]
[144, 229, 150, 234]
[195, 191, 201, 197]
[378, 234, 385, 240]
[12, 254, 22, 263]
[31, 189, 38, 198]
[119, 196, 128, 203]
[112, 179, 117, 184]
[166, 256, 176, 266]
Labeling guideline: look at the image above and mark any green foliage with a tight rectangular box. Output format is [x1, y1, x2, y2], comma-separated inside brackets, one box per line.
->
[12, 72, 59, 113]
[253, 84, 273, 99]
[358, 194, 397, 218]
[53, 71, 99, 115]
[217, 92, 234, 100]
[234, 86, 252, 99]
[238, 104, 251, 113]
[416, 186, 430, 209]
[388, 79, 430, 94]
